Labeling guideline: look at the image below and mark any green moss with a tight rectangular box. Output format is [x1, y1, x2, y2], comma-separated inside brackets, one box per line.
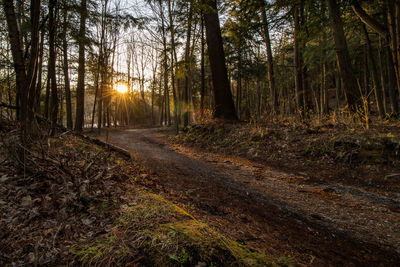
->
[73, 235, 128, 266]
[73, 189, 279, 266]
[112, 156, 126, 165]
[116, 191, 193, 226]
[73, 138, 103, 152]
[147, 220, 273, 266]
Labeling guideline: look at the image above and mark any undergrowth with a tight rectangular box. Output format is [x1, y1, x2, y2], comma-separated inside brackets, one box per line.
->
[175, 115, 400, 190]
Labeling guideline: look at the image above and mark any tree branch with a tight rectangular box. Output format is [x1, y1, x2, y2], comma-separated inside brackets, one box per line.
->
[0, 102, 18, 109]
[351, 1, 389, 39]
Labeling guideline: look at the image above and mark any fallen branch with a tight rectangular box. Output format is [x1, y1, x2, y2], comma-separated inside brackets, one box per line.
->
[76, 133, 132, 160]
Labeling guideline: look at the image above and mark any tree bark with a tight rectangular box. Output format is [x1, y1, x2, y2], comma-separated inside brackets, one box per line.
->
[75, 0, 87, 132]
[361, 25, 385, 118]
[35, 26, 45, 112]
[203, 0, 237, 120]
[159, 0, 170, 126]
[387, 0, 400, 91]
[395, 0, 400, 84]
[183, 0, 193, 127]
[62, 2, 73, 129]
[352, 0, 400, 98]
[327, 0, 362, 111]
[44, 66, 51, 118]
[26, 0, 40, 132]
[236, 47, 242, 119]
[352, 1, 388, 38]
[294, 5, 304, 112]
[260, 0, 277, 114]
[49, 0, 59, 135]
[200, 11, 206, 117]
[378, 37, 388, 113]
[167, 0, 179, 133]
[2, 0, 28, 133]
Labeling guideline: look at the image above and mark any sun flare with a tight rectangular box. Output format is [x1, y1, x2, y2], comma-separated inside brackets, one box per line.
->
[115, 83, 128, 94]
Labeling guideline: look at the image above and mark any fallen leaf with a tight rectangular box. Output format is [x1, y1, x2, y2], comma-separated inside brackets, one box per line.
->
[21, 195, 33, 207]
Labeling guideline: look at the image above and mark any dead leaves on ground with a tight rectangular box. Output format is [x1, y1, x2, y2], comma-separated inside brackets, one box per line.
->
[0, 129, 131, 265]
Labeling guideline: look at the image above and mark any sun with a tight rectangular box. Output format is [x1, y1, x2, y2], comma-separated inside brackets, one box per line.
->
[115, 83, 128, 94]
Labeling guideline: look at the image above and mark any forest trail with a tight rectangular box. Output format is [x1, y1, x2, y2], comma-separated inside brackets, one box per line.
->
[93, 128, 400, 266]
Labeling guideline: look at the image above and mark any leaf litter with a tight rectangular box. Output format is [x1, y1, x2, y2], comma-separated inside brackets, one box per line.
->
[0, 122, 275, 266]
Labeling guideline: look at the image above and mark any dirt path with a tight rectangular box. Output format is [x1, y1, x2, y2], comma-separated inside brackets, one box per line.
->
[94, 128, 400, 266]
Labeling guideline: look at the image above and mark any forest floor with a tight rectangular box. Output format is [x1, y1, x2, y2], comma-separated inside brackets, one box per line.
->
[0, 121, 275, 266]
[91, 121, 400, 266]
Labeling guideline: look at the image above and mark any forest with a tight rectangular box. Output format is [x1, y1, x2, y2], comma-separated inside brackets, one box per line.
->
[1, 0, 400, 266]
[2, 0, 400, 132]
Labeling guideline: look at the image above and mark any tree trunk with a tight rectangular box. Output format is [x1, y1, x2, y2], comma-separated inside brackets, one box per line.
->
[167, 0, 179, 133]
[396, 0, 400, 85]
[6, 42, 13, 119]
[387, 0, 400, 90]
[294, 6, 304, 112]
[93, 0, 108, 130]
[260, 0, 277, 114]
[49, 0, 58, 135]
[159, 0, 170, 126]
[321, 63, 328, 114]
[327, 0, 362, 111]
[200, 12, 206, 117]
[203, 0, 237, 120]
[75, 0, 87, 132]
[385, 42, 399, 114]
[352, 0, 399, 114]
[236, 48, 242, 119]
[26, 0, 40, 132]
[378, 37, 389, 113]
[35, 27, 45, 112]
[183, 0, 193, 127]
[359, 25, 384, 118]
[62, 3, 73, 129]
[2, 0, 28, 134]
[44, 68, 51, 118]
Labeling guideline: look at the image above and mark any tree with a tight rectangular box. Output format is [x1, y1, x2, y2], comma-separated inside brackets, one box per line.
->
[26, 0, 41, 131]
[49, 0, 58, 135]
[259, 0, 277, 113]
[203, 0, 237, 120]
[62, 0, 73, 129]
[293, 4, 304, 112]
[327, 0, 362, 111]
[360, 24, 385, 118]
[75, 0, 88, 132]
[2, 0, 28, 136]
[183, 0, 193, 127]
[351, 0, 399, 114]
